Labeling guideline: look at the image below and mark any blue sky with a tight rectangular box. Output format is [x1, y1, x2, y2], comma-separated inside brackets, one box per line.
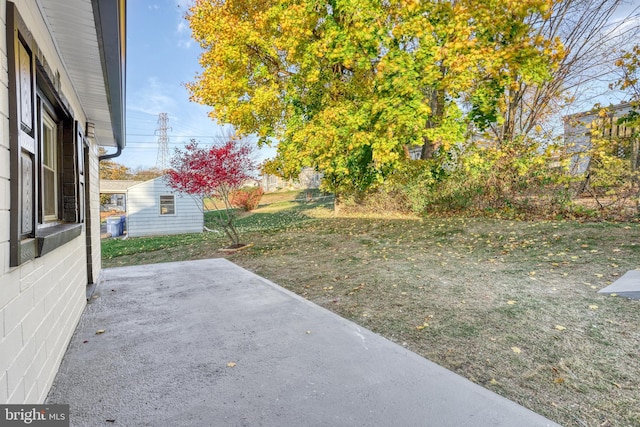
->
[120, 0, 275, 170]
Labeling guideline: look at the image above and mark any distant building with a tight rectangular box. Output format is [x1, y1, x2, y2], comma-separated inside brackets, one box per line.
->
[262, 167, 323, 192]
[100, 180, 144, 211]
[563, 102, 638, 175]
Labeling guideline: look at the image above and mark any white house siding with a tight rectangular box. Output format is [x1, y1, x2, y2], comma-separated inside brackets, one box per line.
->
[127, 178, 204, 238]
[0, 0, 102, 404]
[0, 239, 86, 403]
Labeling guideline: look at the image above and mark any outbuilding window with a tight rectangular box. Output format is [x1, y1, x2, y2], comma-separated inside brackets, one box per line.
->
[160, 195, 176, 215]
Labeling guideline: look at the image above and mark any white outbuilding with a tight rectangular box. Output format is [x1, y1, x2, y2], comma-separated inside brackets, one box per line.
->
[126, 177, 204, 238]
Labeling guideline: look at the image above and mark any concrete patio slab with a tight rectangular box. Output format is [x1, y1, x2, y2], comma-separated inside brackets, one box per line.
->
[598, 270, 640, 299]
[46, 259, 559, 426]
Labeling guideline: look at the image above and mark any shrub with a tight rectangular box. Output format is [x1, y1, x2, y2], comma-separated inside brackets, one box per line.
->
[230, 187, 264, 211]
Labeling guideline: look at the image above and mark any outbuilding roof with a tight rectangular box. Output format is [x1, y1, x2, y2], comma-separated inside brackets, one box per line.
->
[100, 180, 144, 194]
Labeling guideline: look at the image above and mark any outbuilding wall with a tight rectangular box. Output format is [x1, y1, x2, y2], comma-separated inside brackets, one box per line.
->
[127, 178, 203, 238]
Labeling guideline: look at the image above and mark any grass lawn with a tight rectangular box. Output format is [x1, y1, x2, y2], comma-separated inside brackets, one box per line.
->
[103, 194, 640, 427]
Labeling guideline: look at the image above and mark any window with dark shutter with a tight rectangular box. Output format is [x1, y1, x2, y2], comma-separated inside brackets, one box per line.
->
[7, 2, 85, 266]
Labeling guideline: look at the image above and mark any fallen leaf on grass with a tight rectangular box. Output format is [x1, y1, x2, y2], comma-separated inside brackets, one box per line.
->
[490, 378, 498, 385]
[507, 300, 517, 305]
[511, 347, 522, 354]
[589, 305, 598, 310]
[554, 325, 566, 331]
[227, 362, 237, 368]
[415, 322, 429, 330]
[610, 293, 618, 297]
[554, 378, 565, 384]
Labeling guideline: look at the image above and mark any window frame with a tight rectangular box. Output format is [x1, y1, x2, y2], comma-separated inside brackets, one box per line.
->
[159, 194, 176, 216]
[40, 105, 60, 223]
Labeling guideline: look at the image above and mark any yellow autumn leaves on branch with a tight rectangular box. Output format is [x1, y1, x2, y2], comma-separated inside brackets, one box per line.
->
[186, 0, 562, 195]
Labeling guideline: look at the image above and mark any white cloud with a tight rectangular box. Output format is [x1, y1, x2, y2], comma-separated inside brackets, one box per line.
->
[127, 77, 178, 116]
[604, 4, 640, 42]
[174, 1, 195, 49]
[175, 21, 193, 48]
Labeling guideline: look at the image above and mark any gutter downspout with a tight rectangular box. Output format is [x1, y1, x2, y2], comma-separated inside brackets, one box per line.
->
[99, 145, 122, 161]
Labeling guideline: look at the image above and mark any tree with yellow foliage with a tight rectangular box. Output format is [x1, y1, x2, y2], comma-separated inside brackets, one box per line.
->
[186, 0, 560, 197]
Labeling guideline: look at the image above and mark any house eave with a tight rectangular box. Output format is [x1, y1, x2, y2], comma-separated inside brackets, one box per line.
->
[37, 0, 126, 151]
[92, 0, 126, 151]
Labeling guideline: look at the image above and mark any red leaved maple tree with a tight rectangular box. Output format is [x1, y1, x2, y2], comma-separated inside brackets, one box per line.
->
[165, 138, 255, 247]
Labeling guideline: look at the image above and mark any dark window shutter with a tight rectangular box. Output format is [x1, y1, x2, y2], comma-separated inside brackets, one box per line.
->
[8, 3, 37, 266]
[76, 122, 86, 223]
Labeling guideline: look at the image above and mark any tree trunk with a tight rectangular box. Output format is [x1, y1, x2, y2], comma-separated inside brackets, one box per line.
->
[420, 87, 445, 160]
[333, 193, 341, 215]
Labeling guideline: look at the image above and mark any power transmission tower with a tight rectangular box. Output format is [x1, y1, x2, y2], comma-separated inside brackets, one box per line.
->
[155, 113, 172, 170]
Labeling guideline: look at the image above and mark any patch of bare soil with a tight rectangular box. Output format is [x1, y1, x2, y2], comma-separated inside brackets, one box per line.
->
[573, 196, 639, 220]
